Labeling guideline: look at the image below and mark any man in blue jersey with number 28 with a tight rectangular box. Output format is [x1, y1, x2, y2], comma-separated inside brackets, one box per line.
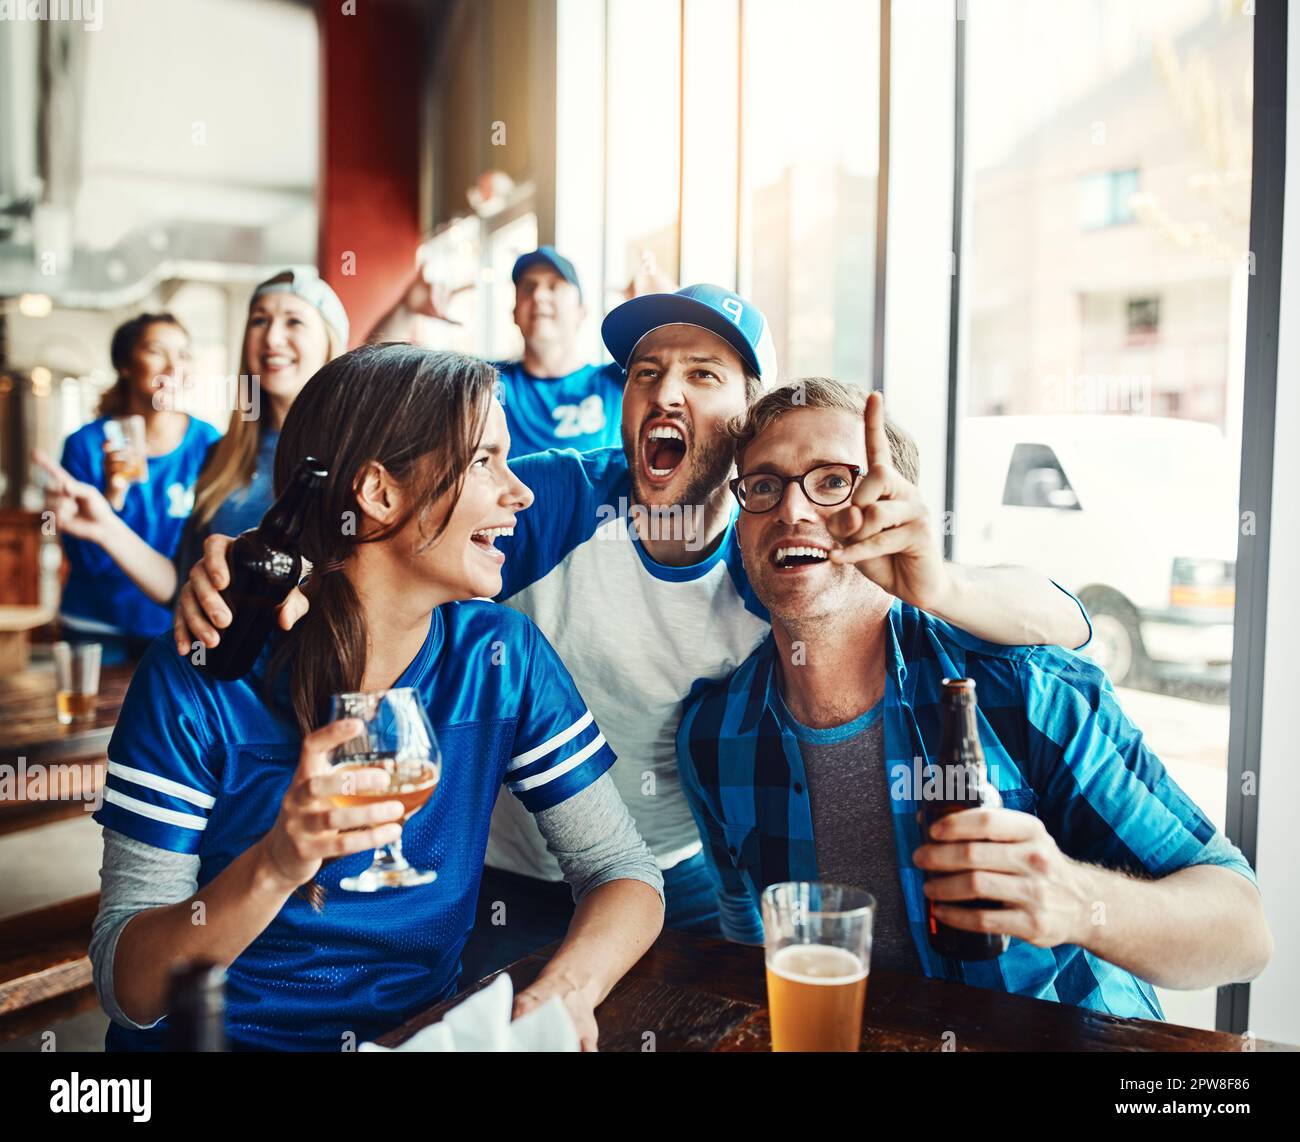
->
[370, 246, 674, 457]
[178, 284, 1094, 985]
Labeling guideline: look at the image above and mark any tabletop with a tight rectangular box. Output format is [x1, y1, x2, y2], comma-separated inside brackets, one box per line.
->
[379, 928, 1296, 1053]
[0, 663, 134, 767]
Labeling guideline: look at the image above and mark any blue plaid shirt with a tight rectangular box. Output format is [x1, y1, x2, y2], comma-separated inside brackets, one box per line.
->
[676, 599, 1258, 1021]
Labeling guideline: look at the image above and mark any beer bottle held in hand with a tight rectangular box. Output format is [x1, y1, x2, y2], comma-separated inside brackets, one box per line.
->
[921, 677, 1009, 961]
[198, 457, 327, 682]
[166, 960, 227, 1052]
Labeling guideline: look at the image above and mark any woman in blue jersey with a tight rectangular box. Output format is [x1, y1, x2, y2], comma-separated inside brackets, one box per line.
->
[37, 313, 221, 664]
[90, 343, 664, 1051]
[37, 271, 347, 654]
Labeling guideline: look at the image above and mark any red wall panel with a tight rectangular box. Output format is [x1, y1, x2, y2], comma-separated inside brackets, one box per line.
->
[318, 1, 424, 346]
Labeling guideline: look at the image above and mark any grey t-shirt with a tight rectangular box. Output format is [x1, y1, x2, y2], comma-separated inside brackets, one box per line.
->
[774, 693, 923, 976]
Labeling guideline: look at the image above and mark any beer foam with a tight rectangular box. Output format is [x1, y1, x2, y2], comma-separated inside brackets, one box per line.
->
[769, 943, 868, 985]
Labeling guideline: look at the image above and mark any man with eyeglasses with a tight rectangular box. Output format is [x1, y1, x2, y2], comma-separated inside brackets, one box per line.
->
[175, 285, 1094, 985]
[676, 376, 1271, 1017]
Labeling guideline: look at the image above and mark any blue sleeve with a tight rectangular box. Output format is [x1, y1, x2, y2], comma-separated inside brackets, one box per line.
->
[1018, 652, 1257, 887]
[93, 640, 221, 854]
[676, 693, 766, 945]
[496, 447, 628, 599]
[505, 620, 616, 813]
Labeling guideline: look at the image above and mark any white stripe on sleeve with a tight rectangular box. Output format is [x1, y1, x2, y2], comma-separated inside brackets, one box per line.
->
[107, 761, 217, 809]
[508, 733, 607, 793]
[507, 709, 594, 772]
[103, 787, 209, 832]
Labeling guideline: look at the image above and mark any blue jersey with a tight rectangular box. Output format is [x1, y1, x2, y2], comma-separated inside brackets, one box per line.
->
[59, 416, 222, 639]
[94, 602, 614, 1051]
[485, 447, 772, 881]
[492, 360, 624, 457]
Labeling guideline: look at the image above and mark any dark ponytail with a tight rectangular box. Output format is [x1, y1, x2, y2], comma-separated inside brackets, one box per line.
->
[266, 343, 498, 736]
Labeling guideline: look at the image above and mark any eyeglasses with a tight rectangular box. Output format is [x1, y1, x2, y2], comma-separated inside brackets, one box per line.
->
[729, 464, 863, 514]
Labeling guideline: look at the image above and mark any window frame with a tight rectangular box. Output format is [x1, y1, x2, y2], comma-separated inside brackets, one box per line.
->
[942, 0, 1282, 1037]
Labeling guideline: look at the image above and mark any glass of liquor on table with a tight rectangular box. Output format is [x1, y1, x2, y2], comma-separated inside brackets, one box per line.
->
[761, 882, 874, 1052]
[53, 641, 102, 725]
[329, 687, 441, 891]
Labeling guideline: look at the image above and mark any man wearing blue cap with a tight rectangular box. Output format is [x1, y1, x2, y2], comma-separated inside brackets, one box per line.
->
[454, 283, 1093, 978]
[371, 247, 672, 457]
[179, 283, 1093, 984]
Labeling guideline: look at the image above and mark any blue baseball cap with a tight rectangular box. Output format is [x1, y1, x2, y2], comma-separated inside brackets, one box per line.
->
[601, 283, 778, 383]
[511, 246, 582, 301]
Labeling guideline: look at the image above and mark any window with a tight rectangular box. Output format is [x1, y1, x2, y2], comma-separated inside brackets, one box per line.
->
[1126, 296, 1161, 340]
[739, 0, 881, 382]
[1078, 168, 1140, 229]
[956, 0, 1253, 1032]
[603, 0, 682, 290]
[559, 0, 881, 380]
[1001, 443, 1081, 510]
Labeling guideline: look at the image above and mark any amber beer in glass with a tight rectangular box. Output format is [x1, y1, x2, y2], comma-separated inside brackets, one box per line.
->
[103, 416, 148, 490]
[921, 677, 1009, 960]
[327, 687, 442, 891]
[761, 882, 874, 1052]
[52, 641, 101, 725]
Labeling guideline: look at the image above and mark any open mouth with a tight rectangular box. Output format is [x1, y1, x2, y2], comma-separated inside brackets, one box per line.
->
[770, 544, 831, 571]
[642, 423, 688, 482]
[470, 525, 514, 564]
[261, 354, 297, 373]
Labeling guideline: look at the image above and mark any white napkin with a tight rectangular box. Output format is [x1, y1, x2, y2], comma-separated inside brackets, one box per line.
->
[360, 974, 580, 1052]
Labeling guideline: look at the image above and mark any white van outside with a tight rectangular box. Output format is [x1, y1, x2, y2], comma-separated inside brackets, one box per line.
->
[956, 416, 1237, 688]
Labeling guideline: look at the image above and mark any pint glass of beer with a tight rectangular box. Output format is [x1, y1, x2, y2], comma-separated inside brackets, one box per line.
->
[52, 641, 102, 725]
[761, 882, 874, 1052]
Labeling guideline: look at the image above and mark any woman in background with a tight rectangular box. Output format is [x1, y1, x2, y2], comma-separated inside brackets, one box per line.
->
[38, 313, 220, 664]
[38, 270, 347, 658]
[182, 269, 348, 560]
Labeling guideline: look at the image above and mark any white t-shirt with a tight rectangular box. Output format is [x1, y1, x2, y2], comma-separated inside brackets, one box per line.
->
[489, 447, 770, 879]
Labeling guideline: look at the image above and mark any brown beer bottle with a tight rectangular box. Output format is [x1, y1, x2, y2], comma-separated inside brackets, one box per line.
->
[166, 960, 227, 1052]
[921, 678, 1009, 961]
[198, 457, 327, 682]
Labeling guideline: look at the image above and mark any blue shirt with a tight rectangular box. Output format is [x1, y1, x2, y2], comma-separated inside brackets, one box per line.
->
[208, 427, 279, 537]
[492, 360, 624, 457]
[483, 446, 771, 879]
[59, 415, 222, 639]
[676, 599, 1258, 1021]
[95, 602, 615, 1051]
